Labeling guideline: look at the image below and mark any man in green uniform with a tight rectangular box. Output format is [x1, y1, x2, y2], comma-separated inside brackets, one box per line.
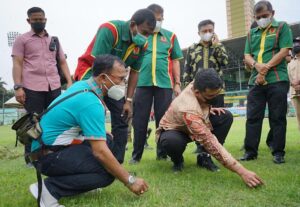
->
[240, 0, 293, 164]
[74, 9, 156, 164]
[129, 4, 183, 164]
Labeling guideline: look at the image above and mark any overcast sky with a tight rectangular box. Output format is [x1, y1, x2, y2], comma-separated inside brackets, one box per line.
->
[0, 0, 299, 88]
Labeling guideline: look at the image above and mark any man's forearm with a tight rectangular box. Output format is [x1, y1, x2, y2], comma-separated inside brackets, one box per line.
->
[127, 69, 138, 99]
[172, 60, 181, 83]
[12, 58, 23, 84]
[60, 60, 72, 83]
[267, 48, 289, 68]
[244, 54, 256, 67]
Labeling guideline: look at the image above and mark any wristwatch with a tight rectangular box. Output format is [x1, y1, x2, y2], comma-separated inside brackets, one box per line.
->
[175, 81, 181, 87]
[13, 84, 23, 90]
[126, 97, 133, 102]
[127, 175, 136, 186]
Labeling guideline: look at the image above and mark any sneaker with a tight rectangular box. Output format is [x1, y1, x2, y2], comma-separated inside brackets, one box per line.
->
[172, 162, 184, 172]
[129, 159, 140, 165]
[29, 182, 64, 207]
[273, 155, 285, 164]
[197, 154, 220, 172]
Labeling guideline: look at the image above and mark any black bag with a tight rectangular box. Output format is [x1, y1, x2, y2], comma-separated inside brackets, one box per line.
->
[11, 113, 42, 145]
[50, 36, 67, 85]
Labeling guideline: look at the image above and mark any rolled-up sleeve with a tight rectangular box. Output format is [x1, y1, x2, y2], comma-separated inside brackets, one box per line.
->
[183, 112, 240, 168]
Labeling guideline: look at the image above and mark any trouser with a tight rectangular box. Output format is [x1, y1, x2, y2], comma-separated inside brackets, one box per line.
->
[132, 86, 173, 161]
[244, 81, 289, 157]
[40, 138, 115, 200]
[104, 96, 128, 164]
[195, 94, 225, 152]
[159, 110, 233, 164]
[23, 87, 61, 164]
[292, 96, 300, 131]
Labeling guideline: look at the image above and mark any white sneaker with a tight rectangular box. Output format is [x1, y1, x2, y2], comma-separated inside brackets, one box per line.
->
[29, 182, 65, 207]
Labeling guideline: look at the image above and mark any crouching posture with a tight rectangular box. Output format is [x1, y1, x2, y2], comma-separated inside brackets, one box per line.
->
[29, 55, 148, 207]
[157, 68, 263, 188]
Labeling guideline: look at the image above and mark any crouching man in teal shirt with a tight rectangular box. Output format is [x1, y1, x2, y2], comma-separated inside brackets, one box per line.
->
[30, 54, 148, 207]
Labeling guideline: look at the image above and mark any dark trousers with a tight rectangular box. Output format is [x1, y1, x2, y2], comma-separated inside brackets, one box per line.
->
[132, 86, 173, 161]
[159, 110, 233, 164]
[104, 96, 128, 164]
[195, 94, 225, 152]
[23, 87, 61, 163]
[244, 81, 289, 157]
[40, 138, 115, 200]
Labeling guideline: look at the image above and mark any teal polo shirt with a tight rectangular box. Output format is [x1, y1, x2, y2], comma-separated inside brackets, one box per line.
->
[31, 78, 106, 151]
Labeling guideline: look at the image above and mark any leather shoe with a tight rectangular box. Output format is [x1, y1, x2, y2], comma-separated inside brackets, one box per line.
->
[172, 162, 184, 172]
[273, 155, 285, 164]
[197, 154, 220, 172]
[239, 153, 257, 161]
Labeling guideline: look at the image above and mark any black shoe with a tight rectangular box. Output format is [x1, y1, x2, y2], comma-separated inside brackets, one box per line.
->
[273, 155, 285, 164]
[129, 159, 140, 165]
[172, 162, 184, 172]
[239, 153, 257, 161]
[197, 154, 220, 172]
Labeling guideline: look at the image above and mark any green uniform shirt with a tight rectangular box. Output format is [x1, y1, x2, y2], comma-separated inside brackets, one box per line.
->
[137, 28, 183, 88]
[244, 19, 293, 85]
[75, 20, 146, 80]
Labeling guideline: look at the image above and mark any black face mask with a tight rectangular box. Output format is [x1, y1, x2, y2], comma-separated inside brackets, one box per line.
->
[31, 22, 46, 34]
[205, 97, 219, 106]
[293, 46, 300, 55]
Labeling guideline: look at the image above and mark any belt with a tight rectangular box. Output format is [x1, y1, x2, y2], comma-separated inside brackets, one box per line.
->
[29, 148, 56, 162]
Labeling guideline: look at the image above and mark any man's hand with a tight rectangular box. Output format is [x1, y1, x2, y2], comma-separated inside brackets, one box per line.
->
[255, 74, 267, 85]
[15, 88, 26, 105]
[66, 81, 72, 89]
[173, 84, 181, 97]
[212, 33, 220, 45]
[127, 178, 149, 196]
[210, 108, 225, 116]
[255, 63, 270, 76]
[238, 168, 264, 188]
[121, 101, 132, 122]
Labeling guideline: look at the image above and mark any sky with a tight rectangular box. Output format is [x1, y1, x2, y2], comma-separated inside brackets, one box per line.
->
[0, 0, 299, 89]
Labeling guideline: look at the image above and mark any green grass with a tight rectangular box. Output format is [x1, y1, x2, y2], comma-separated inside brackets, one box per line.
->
[0, 117, 300, 207]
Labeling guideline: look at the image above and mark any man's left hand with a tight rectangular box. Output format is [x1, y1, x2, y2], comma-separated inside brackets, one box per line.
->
[210, 108, 225, 116]
[121, 101, 132, 122]
[66, 81, 72, 89]
[212, 33, 220, 45]
[173, 84, 181, 97]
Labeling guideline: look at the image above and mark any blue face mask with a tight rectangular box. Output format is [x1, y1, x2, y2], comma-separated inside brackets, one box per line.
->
[132, 26, 147, 47]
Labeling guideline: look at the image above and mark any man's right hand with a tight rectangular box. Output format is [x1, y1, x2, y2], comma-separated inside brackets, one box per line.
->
[15, 88, 25, 105]
[127, 178, 149, 196]
[238, 168, 264, 188]
[255, 63, 270, 76]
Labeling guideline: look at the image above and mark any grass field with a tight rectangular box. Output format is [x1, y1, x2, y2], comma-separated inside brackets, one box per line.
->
[0, 117, 299, 207]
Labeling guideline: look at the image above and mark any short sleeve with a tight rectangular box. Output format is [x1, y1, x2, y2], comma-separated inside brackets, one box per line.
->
[130, 48, 145, 72]
[244, 32, 251, 55]
[91, 25, 115, 57]
[12, 36, 24, 57]
[78, 101, 106, 140]
[171, 34, 183, 60]
[279, 23, 293, 49]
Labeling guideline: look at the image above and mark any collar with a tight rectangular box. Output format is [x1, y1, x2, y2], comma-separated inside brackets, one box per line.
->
[253, 18, 279, 32]
[86, 77, 103, 98]
[155, 28, 166, 36]
[29, 29, 49, 37]
[121, 21, 131, 42]
[197, 40, 212, 47]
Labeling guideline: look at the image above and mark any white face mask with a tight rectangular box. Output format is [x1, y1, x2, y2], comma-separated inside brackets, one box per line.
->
[257, 17, 272, 28]
[154, 21, 162, 32]
[104, 75, 125, 101]
[200, 32, 213, 42]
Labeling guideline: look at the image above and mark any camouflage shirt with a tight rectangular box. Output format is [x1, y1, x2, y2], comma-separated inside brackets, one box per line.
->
[183, 41, 228, 86]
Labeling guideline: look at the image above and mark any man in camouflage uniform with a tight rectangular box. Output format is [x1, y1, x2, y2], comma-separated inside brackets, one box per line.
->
[183, 19, 228, 172]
